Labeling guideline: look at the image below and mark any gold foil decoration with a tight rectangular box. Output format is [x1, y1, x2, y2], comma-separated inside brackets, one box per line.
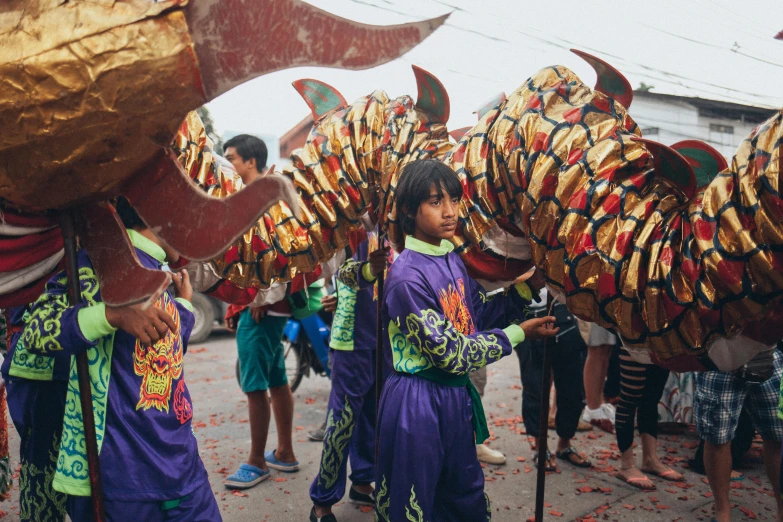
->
[0, 0, 204, 210]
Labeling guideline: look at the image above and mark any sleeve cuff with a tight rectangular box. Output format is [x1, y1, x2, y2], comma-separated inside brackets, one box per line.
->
[176, 298, 194, 313]
[503, 324, 526, 346]
[361, 262, 377, 282]
[513, 281, 533, 302]
[77, 303, 117, 342]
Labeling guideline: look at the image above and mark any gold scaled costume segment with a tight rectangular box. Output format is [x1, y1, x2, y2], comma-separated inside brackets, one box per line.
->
[462, 66, 783, 368]
[212, 91, 453, 289]
[209, 63, 783, 371]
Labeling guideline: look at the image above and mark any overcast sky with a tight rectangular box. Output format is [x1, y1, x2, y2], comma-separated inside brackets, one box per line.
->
[206, 0, 783, 140]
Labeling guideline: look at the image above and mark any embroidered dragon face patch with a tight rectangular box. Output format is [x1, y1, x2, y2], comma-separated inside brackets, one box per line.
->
[133, 294, 183, 413]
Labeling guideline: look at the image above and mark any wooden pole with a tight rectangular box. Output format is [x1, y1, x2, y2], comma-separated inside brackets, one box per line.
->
[534, 292, 555, 522]
[374, 229, 385, 460]
[59, 211, 106, 522]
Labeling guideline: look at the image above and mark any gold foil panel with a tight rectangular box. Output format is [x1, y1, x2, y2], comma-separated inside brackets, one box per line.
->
[0, 1, 204, 209]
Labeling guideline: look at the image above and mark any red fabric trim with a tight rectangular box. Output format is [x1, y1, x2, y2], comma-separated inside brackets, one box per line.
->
[0, 228, 63, 272]
[0, 209, 58, 229]
[461, 248, 533, 282]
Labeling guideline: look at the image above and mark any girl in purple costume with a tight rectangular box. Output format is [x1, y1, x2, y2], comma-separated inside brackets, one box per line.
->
[375, 160, 558, 521]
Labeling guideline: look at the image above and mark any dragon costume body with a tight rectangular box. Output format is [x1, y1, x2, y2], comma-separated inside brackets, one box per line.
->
[205, 54, 783, 373]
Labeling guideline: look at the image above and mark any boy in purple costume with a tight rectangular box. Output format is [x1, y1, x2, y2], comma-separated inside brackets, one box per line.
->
[375, 160, 558, 521]
[18, 198, 221, 521]
[309, 236, 391, 522]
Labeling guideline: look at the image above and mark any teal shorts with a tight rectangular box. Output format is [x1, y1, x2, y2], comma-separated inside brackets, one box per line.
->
[236, 311, 288, 393]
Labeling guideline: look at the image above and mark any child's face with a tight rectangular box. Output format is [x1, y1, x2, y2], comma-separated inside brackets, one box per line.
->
[412, 183, 460, 246]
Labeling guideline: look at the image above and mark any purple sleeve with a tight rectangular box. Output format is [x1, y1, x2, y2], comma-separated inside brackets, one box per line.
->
[386, 280, 513, 376]
[336, 240, 374, 291]
[174, 298, 195, 352]
[467, 276, 530, 332]
[18, 258, 100, 357]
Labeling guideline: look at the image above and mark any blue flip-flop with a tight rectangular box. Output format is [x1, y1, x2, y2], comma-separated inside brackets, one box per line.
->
[224, 463, 269, 489]
[264, 450, 299, 472]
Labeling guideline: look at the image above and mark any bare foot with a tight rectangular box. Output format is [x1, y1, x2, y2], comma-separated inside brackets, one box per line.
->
[641, 460, 683, 482]
[618, 466, 656, 490]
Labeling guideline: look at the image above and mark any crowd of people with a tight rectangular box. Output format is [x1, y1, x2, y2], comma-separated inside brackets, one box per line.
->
[0, 137, 781, 522]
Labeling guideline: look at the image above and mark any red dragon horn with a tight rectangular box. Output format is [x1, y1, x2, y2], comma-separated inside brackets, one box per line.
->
[186, 0, 450, 100]
[632, 137, 697, 199]
[474, 92, 507, 120]
[449, 127, 471, 141]
[671, 140, 728, 190]
[292, 79, 348, 121]
[775, 30, 783, 40]
[571, 49, 634, 109]
[78, 204, 172, 308]
[412, 65, 450, 123]
[122, 151, 299, 262]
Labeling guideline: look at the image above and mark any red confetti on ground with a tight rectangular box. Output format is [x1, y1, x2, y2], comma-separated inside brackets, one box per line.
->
[549, 510, 563, 517]
[273, 477, 287, 483]
[517, 456, 526, 462]
[190, 347, 207, 353]
[702, 492, 713, 498]
[305, 397, 316, 404]
[577, 486, 594, 493]
[622, 504, 635, 510]
[739, 506, 757, 519]
[655, 504, 669, 510]
[230, 490, 248, 497]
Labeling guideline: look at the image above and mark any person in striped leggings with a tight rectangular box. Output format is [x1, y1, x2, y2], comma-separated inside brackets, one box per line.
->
[614, 348, 683, 490]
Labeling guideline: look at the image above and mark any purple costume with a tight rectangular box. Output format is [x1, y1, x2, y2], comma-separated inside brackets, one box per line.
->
[310, 236, 390, 507]
[375, 236, 529, 522]
[17, 230, 220, 521]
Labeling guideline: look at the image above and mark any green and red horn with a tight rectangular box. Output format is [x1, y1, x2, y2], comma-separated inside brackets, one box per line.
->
[292, 79, 348, 121]
[571, 49, 633, 109]
[632, 137, 697, 199]
[412, 65, 450, 123]
[671, 140, 728, 190]
[474, 92, 507, 120]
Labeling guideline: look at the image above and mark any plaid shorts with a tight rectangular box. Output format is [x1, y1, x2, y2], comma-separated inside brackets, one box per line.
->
[695, 350, 783, 445]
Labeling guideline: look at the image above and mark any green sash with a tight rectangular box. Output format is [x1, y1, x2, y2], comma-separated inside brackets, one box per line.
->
[413, 368, 490, 444]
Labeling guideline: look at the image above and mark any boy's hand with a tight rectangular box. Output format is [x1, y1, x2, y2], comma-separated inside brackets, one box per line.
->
[250, 306, 266, 323]
[320, 294, 338, 313]
[171, 270, 192, 302]
[520, 316, 559, 340]
[105, 303, 177, 345]
[368, 247, 391, 277]
[225, 315, 238, 332]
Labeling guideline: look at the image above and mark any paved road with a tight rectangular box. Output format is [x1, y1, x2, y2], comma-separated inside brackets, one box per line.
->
[0, 330, 778, 521]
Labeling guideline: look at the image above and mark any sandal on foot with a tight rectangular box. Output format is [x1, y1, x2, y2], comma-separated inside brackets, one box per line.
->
[556, 446, 592, 468]
[730, 471, 744, 482]
[618, 473, 656, 491]
[533, 450, 557, 472]
[264, 449, 299, 472]
[640, 467, 683, 482]
[225, 463, 269, 489]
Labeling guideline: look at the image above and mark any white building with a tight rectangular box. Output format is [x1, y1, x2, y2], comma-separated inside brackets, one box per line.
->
[631, 91, 778, 160]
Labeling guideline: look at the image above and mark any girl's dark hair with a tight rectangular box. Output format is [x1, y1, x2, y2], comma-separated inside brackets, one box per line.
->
[114, 196, 146, 230]
[395, 160, 462, 235]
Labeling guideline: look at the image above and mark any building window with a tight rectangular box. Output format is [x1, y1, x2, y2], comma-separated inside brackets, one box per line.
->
[641, 127, 659, 136]
[709, 123, 734, 146]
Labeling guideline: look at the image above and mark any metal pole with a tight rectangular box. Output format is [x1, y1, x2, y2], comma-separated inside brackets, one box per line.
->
[374, 230, 385, 461]
[534, 292, 555, 522]
[59, 211, 106, 522]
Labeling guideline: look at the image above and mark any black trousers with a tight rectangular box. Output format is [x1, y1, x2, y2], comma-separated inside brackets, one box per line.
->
[516, 304, 586, 441]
